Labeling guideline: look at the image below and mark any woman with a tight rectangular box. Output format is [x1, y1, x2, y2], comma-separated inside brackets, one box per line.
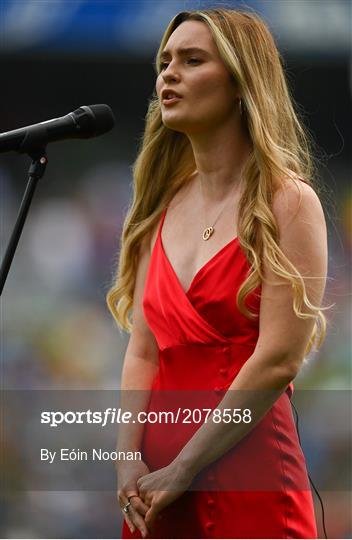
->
[107, 8, 331, 539]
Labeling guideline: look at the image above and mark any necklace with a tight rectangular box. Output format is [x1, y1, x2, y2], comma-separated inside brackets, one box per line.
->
[199, 176, 240, 241]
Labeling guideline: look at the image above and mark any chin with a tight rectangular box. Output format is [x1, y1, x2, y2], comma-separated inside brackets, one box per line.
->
[161, 114, 188, 133]
[161, 111, 211, 135]
[161, 111, 201, 132]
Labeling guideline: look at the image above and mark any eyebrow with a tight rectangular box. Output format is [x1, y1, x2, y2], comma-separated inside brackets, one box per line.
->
[159, 47, 210, 60]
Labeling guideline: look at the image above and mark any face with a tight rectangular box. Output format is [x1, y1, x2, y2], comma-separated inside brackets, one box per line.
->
[156, 20, 239, 135]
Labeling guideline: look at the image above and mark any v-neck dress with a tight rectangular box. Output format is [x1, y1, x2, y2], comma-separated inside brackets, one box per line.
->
[121, 205, 318, 539]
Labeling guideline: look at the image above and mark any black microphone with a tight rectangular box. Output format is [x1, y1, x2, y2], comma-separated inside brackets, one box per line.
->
[0, 104, 115, 154]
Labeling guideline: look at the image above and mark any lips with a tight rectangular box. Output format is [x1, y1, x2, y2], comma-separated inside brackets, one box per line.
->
[161, 89, 182, 100]
[161, 89, 183, 105]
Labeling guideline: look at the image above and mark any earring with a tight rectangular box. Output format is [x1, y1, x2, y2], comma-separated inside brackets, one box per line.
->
[238, 97, 243, 116]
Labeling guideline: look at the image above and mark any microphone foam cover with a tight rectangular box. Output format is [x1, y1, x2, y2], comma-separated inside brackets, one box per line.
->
[88, 104, 116, 135]
[73, 104, 115, 138]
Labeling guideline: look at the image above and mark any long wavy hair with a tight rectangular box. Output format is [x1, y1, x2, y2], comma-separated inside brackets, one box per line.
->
[106, 8, 333, 356]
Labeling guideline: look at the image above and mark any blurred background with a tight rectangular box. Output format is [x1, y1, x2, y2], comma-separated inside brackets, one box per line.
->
[1, 0, 351, 538]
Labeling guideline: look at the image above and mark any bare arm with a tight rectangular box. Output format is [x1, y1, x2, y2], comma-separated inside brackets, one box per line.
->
[116, 230, 160, 537]
[117, 232, 160, 453]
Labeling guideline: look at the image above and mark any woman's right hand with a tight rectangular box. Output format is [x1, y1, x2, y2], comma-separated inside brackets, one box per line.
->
[117, 460, 152, 538]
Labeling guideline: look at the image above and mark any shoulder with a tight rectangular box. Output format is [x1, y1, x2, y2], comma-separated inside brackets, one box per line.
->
[272, 176, 326, 238]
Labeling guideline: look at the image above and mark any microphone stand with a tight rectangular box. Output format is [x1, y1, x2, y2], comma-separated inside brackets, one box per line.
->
[0, 148, 48, 295]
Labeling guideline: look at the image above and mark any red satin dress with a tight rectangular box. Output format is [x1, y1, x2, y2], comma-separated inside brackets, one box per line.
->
[122, 205, 318, 539]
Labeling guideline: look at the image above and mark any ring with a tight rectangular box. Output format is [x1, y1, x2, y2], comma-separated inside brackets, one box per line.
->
[122, 501, 131, 513]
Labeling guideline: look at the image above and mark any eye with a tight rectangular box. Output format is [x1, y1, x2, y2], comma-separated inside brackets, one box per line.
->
[159, 58, 201, 71]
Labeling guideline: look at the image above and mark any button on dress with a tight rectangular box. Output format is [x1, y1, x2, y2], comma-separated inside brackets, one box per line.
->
[121, 205, 318, 539]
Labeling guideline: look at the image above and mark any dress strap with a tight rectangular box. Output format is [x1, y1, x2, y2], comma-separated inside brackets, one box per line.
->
[157, 206, 168, 240]
[286, 381, 294, 399]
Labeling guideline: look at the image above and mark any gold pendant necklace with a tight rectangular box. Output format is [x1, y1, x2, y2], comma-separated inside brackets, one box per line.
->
[199, 176, 239, 241]
[202, 226, 214, 241]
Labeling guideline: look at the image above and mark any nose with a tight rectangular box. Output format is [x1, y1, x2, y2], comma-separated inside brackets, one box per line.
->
[161, 63, 180, 83]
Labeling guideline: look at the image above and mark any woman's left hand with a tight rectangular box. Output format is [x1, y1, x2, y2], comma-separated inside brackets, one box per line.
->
[136, 459, 195, 530]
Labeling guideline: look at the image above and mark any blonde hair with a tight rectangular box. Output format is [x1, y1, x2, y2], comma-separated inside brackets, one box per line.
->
[106, 8, 333, 355]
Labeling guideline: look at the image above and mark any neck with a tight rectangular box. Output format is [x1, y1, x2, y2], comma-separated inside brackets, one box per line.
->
[187, 116, 252, 202]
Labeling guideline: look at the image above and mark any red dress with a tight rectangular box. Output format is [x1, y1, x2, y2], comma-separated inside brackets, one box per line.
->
[122, 205, 318, 539]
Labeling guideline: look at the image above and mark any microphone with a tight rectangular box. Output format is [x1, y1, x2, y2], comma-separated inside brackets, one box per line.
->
[0, 104, 115, 154]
